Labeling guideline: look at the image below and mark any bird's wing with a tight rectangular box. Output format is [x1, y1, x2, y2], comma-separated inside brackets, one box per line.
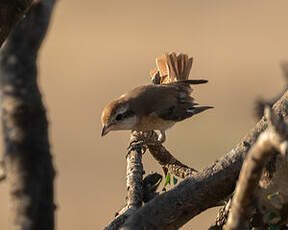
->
[155, 84, 212, 121]
[127, 84, 212, 122]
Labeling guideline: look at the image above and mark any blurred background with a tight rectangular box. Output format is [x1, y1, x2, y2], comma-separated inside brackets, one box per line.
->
[1, 0, 288, 229]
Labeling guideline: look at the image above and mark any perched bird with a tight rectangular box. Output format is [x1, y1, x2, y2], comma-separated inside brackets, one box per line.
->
[101, 53, 213, 142]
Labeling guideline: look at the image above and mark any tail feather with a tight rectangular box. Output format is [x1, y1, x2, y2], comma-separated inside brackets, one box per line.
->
[156, 53, 168, 77]
[150, 52, 195, 84]
[167, 53, 178, 82]
[177, 79, 208, 85]
[177, 54, 184, 77]
[183, 57, 193, 80]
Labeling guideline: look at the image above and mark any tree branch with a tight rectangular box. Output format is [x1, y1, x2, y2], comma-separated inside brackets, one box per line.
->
[0, 0, 35, 47]
[224, 107, 288, 230]
[141, 131, 198, 178]
[104, 134, 144, 230]
[0, 1, 56, 229]
[120, 89, 288, 230]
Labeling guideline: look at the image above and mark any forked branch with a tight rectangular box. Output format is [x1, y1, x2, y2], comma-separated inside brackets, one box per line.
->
[120, 89, 288, 230]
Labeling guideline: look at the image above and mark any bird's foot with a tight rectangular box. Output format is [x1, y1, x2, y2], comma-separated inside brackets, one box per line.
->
[127, 139, 147, 153]
[126, 130, 166, 157]
[126, 133, 147, 157]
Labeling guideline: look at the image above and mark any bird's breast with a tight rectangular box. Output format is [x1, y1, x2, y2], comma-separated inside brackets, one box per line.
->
[135, 113, 175, 131]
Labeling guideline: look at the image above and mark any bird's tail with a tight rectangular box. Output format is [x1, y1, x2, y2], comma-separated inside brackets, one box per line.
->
[150, 52, 195, 84]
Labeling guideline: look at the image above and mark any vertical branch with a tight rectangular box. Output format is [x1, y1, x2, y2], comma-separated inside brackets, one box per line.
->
[104, 134, 144, 230]
[0, 1, 56, 230]
[0, 0, 34, 47]
[126, 135, 144, 210]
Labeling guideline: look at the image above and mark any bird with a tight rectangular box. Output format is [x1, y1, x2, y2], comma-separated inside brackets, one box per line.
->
[101, 52, 213, 143]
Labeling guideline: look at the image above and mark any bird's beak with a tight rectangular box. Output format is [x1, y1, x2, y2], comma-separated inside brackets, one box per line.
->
[101, 125, 111, 136]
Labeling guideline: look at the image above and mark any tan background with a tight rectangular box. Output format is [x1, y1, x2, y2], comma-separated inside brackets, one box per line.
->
[1, 0, 288, 229]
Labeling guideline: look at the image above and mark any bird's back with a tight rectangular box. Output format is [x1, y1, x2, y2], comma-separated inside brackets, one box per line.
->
[122, 80, 205, 122]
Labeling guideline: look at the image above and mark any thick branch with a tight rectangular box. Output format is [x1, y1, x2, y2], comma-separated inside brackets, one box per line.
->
[0, 0, 34, 47]
[224, 133, 278, 230]
[0, 1, 56, 229]
[224, 107, 288, 230]
[120, 89, 288, 230]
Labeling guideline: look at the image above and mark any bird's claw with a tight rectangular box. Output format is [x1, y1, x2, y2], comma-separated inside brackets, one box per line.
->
[126, 138, 147, 158]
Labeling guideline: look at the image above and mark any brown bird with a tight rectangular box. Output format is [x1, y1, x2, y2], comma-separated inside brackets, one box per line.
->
[101, 53, 213, 142]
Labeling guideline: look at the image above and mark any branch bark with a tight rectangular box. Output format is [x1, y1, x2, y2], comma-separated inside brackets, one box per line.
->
[120, 89, 288, 230]
[0, 0, 35, 47]
[104, 134, 144, 230]
[0, 1, 56, 229]
[224, 107, 288, 230]
[144, 131, 198, 178]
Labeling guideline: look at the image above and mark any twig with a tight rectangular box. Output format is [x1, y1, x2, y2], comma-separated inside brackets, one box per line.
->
[119, 89, 288, 230]
[224, 107, 288, 230]
[139, 131, 198, 178]
[104, 134, 144, 230]
[0, 1, 56, 229]
[209, 200, 232, 230]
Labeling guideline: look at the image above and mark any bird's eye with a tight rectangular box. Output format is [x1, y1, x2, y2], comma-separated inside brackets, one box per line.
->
[116, 114, 123, 121]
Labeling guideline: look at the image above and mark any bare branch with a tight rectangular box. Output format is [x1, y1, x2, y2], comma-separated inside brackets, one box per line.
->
[0, 0, 35, 47]
[0, 1, 56, 229]
[134, 131, 198, 178]
[209, 200, 232, 230]
[224, 107, 288, 230]
[104, 134, 144, 230]
[104, 208, 134, 230]
[126, 135, 144, 210]
[119, 89, 288, 230]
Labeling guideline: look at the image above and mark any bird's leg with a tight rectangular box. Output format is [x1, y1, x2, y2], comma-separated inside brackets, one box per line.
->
[158, 130, 166, 143]
[127, 130, 165, 157]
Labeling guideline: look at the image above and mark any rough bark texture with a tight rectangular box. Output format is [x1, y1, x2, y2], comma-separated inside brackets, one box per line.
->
[104, 134, 144, 230]
[0, 1, 56, 230]
[0, 0, 35, 47]
[126, 135, 144, 210]
[144, 131, 198, 178]
[119, 89, 288, 230]
[225, 107, 288, 230]
[224, 132, 279, 230]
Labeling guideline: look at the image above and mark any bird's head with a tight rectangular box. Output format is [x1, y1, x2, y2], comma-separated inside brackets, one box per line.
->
[101, 99, 137, 136]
